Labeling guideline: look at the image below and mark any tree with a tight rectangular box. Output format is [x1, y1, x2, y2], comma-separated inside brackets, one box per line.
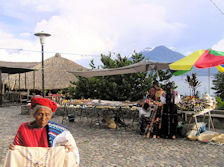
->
[212, 72, 224, 100]
[69, 51, 175, 101]
[157, 69, 175, 90]
[185, 73, 201, 97]
[71, 51, 155, 101]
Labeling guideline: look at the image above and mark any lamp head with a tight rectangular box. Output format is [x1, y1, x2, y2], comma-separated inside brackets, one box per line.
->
[34, 32, 51, 45]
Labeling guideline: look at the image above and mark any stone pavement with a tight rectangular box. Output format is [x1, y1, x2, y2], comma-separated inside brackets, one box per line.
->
[1, 106, 224, 167]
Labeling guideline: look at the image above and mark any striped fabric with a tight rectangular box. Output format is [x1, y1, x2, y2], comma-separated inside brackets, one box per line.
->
[47, 120, 68, 147]
[11, 121, 80, 166]
[13, 121, 68, 147]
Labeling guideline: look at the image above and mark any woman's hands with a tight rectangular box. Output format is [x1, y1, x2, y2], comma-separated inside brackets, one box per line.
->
[10, 143, 73, 152]
[65, 145, 73, 152]
[9, 143, 15, 150]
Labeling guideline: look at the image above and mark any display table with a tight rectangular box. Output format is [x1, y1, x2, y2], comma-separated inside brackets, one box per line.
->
[178, 108, 215, 134]
[192, 108, 215, 133]
[61, 101, 139, 129]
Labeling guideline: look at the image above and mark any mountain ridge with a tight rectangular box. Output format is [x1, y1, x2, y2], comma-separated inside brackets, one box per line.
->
[139, 45, 218, 76]
[140, 45, 185, 63]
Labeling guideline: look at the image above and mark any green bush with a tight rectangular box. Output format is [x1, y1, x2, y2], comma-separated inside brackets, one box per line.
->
[216, 97, 224, 110]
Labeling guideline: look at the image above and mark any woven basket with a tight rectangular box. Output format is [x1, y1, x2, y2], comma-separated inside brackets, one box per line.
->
[187, 135, 198, 141]
[211, 134, 224, 144]
[198, 132, 219, 143]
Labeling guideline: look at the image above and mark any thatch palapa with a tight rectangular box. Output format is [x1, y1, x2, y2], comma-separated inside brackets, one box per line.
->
[0, 61, 39, 69]
[5, 54, 86, 90]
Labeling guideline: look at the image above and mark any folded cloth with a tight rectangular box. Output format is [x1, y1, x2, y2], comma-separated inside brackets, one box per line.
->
[198, 131, 219, 143]
[211, 133, 224, 144]
[3, 145, 78, 167]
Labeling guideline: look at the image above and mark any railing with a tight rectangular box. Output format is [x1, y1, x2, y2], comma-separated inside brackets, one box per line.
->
[3, 91, 33, 104]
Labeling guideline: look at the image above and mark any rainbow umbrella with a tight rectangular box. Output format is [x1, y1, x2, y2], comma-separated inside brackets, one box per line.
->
[169, 49, 224, 95]
[169, 49, 224, 76]
[217, 64, 224, 72]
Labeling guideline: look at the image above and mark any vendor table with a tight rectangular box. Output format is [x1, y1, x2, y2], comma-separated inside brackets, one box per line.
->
[61, 102, 139, 130]
[178, 109, 215, 134]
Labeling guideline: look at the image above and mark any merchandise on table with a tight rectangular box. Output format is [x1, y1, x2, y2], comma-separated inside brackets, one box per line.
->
[177, 96, 205, 112]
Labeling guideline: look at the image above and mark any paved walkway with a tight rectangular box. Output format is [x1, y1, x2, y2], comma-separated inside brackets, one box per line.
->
[1, 106, 224, 167]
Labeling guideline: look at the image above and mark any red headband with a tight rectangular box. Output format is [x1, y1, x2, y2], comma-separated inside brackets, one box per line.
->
[31, 97, 57, 112]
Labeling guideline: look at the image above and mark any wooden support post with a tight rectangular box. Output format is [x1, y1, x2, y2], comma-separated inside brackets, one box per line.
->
[19, 73, 21, 103]
[33, 71, 35, 90]
[25, 73, 27, 90]
[8, 74, 10, 90]
[19, 73, 21, 90]
[0, 70, 2, 106]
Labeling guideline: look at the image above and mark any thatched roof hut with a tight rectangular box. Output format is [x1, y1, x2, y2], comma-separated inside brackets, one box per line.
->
[0, 61, 39, 68]
[5, 54, 86, 90]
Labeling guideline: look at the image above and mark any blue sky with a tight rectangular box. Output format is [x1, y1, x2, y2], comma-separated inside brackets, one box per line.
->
[0, 0, 224, 68]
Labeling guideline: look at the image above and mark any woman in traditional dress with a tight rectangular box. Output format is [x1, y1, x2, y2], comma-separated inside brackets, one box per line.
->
[145, 80, 164, 138]
[160, 82, 181, 139]
[9, 97, 80, 166]
[148, 80, 161, 101]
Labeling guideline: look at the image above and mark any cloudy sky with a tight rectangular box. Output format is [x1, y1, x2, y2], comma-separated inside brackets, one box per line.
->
[0, 0, 224, 68]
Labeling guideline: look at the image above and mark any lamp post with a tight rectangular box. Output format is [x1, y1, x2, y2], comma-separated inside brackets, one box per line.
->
[34, 32, 51, 97]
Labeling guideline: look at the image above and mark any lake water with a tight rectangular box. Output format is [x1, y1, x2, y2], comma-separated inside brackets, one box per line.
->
[170, 75, 216, 97]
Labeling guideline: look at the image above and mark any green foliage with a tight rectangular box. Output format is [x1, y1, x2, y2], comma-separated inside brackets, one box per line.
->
[212, 72, 224, 100]
[216, 97, 224, 110]
[157, 70, 175, 90]
[185, 73, 201, 97]
[69, 51, 173, 101]
[89, 59, 96, 69]
[63, 86, 76, 99]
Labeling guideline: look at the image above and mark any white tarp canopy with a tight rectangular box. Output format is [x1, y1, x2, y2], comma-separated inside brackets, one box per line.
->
[68, 61, 170, 78]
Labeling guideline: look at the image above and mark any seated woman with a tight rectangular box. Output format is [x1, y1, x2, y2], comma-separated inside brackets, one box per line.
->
[139, 102, 151, 135]
[9, 97, 80, 166]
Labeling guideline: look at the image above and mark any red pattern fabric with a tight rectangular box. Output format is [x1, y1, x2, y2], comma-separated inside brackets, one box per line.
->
[149, 88, 163, 100]
[31, 97, 57, 112]
[13, 122, 49, 147]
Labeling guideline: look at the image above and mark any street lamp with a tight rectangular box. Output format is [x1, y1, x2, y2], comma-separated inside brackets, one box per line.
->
[34, 32, 51, 97]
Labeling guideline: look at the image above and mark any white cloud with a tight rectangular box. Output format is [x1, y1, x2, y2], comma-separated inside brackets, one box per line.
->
[0, 0, 187, 66]
[212, 38, 224, 52]
[20, 32, 32, 38]
[33, 0, 185, 54]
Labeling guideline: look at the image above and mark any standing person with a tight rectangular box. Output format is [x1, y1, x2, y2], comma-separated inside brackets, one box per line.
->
[160, 82, 181, 139]
[147, 80, 164, 138]
[148, 80, 161, 100]
[8, 97, 80, 166]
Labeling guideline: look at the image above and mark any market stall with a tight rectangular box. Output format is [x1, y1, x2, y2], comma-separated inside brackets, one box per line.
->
[176, 93, 224, 144]
[61, 99, 140, 129]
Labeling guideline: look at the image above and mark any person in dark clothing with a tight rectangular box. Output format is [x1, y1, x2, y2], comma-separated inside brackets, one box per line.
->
[160, 82, 181, 139]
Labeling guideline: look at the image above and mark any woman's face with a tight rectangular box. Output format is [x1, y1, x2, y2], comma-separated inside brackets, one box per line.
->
[153, 83, 158, 88]
[34, 108, 53, 128]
